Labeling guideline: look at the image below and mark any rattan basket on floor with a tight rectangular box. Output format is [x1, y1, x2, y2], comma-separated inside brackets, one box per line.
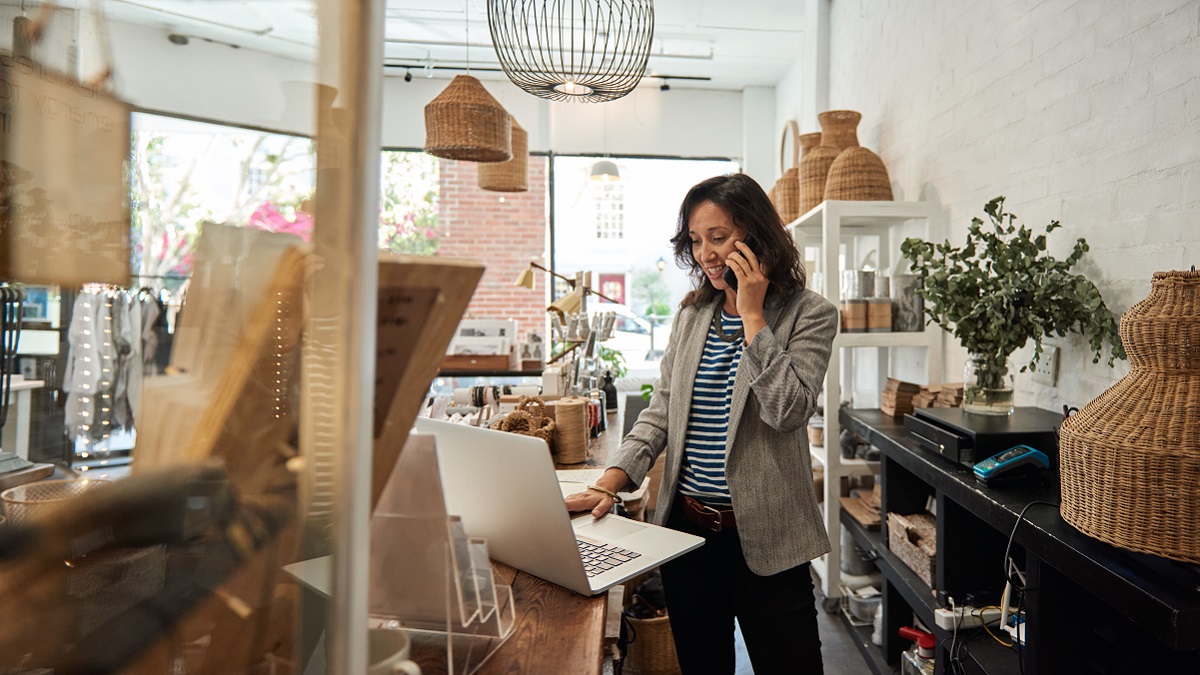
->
[424, 74, 512, 162]
[1060, 270, 1200, 563]
[478, 116, 528, 192]
[623, 614, 681, 675]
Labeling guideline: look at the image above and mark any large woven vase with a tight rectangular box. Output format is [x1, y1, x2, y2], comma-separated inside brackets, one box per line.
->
[773, 121, 802, 223]
[1059, 270, 1200, 563]
[822, 110, 893, 201]
[800, 116, 842, 213]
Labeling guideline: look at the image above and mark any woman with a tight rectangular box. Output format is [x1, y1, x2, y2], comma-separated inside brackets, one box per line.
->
[566, 173, 837, 673]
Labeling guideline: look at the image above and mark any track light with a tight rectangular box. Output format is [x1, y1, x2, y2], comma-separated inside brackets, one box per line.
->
[660, 80, 670, 92]
[404, 70, 413, 82]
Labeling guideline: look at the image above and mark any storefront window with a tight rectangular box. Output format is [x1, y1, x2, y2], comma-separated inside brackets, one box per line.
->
[130, 114, 316, 289]
[552, 155, 739, 376]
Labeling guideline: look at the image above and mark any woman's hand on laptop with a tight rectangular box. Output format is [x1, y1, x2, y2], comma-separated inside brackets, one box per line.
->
[564, 467, 631, 518]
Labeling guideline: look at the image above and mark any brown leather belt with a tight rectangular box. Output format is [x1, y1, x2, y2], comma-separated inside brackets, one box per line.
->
[681, 495, 736, 533]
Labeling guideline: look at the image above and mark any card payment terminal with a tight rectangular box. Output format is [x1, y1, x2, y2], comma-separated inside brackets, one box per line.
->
[973, 444, 1050, 485]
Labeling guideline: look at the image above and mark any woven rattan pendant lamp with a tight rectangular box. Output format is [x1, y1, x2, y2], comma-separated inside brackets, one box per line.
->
[479, 115, 529, 191]
[487, 0, 655, 103]
[424, 74, 512, 162]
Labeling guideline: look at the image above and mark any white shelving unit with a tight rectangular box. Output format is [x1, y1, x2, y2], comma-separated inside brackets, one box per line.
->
[788, 200, 943, 606]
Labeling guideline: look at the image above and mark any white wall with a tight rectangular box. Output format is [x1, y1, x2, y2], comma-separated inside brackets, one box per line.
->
[824, 0, 1200, 410]
[104, 17, 747, 163]
[380, 75, 745, 162]
[110, 21, 317, 135]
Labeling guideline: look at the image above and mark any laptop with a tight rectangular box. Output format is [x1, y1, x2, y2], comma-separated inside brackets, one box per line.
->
[413, 417, 703, 596]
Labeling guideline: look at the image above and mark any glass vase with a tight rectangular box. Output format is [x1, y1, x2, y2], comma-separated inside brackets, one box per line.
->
[962, 353, 1015, 415]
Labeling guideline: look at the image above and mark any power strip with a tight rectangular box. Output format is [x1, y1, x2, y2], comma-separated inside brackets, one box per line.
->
[934, 606, 1004, 630]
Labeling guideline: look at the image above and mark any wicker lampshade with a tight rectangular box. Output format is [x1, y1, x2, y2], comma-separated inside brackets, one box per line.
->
[424, 75, 512, 162]
[1060, 270, 1200, 563]
[479, 116, 528, 192]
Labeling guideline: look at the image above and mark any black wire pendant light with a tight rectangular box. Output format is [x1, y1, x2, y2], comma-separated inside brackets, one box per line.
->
[488, 0, 655, 103]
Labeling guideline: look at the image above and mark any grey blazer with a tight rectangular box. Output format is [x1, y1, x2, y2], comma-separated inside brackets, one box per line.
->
[609, 288, 839, 576]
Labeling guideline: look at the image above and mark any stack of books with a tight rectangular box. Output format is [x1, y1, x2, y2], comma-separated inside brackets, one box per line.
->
[910, 382, 965, 409]
[881, 378, 921, 418]
[936, 382, 965, 407]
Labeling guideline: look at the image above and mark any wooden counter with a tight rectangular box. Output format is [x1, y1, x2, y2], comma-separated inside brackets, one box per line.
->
[471, 561, 607, 675]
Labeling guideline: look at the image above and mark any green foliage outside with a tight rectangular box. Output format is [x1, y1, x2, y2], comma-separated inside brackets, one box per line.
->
[631, 268, 671, 317]
[379, 151, 442, 255]
[130, 130, 315, 291]
[901, 196, 1125, 400]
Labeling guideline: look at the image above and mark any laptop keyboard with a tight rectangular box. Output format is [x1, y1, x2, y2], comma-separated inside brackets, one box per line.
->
[577, 535, 643, 578]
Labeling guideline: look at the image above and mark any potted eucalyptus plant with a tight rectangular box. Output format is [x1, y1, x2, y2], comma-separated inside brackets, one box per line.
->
[900, 196, 1125, 415]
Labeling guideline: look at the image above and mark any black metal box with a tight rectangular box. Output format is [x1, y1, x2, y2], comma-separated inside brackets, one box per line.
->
[902, 406, 1062, 468]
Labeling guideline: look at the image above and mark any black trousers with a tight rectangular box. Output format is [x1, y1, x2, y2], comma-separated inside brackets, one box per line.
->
[661, 496, 824, 674]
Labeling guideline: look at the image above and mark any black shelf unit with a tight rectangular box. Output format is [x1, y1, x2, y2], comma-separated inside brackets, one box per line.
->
[835, 607, 890, 675]
[838, 407, 1200, 675]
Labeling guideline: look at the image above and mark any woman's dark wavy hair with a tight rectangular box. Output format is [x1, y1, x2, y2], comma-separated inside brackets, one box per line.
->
[670, 173, 806, 309]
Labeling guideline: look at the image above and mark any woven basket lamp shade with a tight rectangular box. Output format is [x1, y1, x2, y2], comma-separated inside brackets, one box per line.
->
[478, 116, 528, 192]
[424, 75, 512, 162]
[819, 109, 894, 202]
[1060, 270, 1200, 563]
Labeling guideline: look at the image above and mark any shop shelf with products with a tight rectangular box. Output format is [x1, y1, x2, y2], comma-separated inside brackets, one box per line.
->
[787, 200, 944, 607]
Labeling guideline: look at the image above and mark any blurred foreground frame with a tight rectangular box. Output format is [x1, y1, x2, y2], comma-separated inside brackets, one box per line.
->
[0, 244, 309, 673]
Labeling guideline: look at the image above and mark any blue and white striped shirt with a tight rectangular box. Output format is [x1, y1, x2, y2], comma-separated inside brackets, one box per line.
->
[678, 310, 744, 508]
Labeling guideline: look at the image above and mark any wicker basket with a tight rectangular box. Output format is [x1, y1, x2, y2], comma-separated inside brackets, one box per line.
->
[825, 147, 894, 201]
[1060, 270, 1200, 563]
[817, 110, 862, 151]
[775, 168, 801, 222]
[771, 121, 802, 222]
[2, 479, 110, 525]
[799, 145, 839, 215]
[424, 75, 512, 162]
[623, 613, 681, 675]
[478, 116, 528, 192]
[496, 395, 556, 450]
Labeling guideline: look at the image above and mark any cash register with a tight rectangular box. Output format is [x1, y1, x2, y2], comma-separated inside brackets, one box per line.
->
[902, 406, 1062, 469]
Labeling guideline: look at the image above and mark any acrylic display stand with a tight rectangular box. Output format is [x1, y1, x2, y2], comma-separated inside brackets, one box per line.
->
[369, 432, 515, 674]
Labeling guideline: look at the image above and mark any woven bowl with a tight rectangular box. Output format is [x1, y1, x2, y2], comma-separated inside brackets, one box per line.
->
[2, 479, 111, 525]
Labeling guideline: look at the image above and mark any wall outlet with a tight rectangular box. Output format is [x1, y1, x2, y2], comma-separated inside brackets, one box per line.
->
[1031, 345, 1059, 386]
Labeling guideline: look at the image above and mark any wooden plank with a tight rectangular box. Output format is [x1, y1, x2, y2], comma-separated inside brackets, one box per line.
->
[475, 568, 606, 675]
[370, 255, 484, 511]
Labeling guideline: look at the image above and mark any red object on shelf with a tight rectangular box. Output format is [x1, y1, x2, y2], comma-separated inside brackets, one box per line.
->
[898, 626, 935, 659]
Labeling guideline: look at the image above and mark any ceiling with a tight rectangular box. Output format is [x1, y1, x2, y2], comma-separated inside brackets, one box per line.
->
[101, 0, 806, 91]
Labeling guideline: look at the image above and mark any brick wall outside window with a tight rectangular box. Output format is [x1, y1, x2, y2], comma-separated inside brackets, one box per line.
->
[436, 157, 549, 345]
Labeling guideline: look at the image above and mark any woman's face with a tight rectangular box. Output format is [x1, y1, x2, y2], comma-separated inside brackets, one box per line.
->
[688, 200, 746, 291]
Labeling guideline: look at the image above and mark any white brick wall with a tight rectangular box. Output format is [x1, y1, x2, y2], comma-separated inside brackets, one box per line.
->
[827, 0, 1200, 410]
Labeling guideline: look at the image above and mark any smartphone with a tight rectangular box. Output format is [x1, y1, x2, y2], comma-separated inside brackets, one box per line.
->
[722, 234, 758, 292]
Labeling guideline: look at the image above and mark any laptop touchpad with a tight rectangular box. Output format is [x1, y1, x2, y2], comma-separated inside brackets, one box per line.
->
[579, 516, 646, 540]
